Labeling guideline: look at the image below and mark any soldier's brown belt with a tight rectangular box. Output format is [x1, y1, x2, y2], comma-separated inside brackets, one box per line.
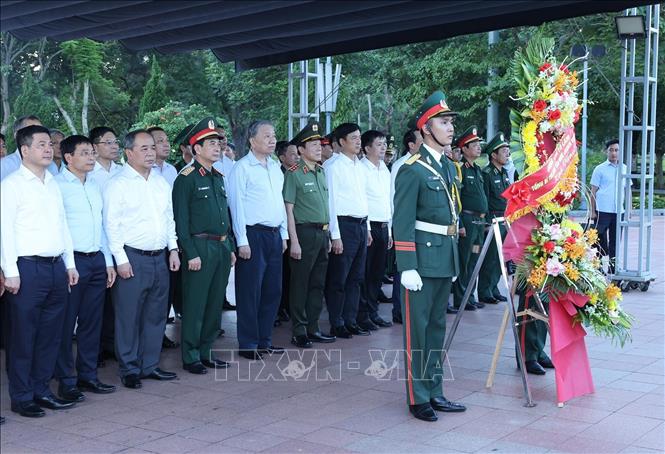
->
[297, 223, 329, 231]
[193, 233, 228, 242]
[462, 209, 486, 218]
[414, 220, 457, 236]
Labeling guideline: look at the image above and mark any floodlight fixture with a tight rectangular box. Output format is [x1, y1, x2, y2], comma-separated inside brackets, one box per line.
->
[614, 15, 646, 39]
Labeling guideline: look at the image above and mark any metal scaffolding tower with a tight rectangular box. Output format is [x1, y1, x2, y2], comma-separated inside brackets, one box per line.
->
[614, 5, 659, 292]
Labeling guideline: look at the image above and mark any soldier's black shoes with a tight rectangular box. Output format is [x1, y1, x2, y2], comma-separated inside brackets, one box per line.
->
[184, 362, 208, 374]
[143, 368, 177, 380]
[371, 317, 393, 328]
[358, 320, 379, 331]
[77, 379, 116, 394]
[239, 350, 263, 360]
[34, 395, 75, 410]
[307, 332, 336, 343]
[258, 346, 285, 355]
[11, 401, 45, 418]
[345, 323, 371, 336]
[202, 358, 230, 369]
[162, 335, 179, 349]
[539, 356, 555, 369]
[478, 298, 497, 305]
[409, 403, 438, 422]
[58, 386, 85, 402]
[493, 295, 508, 302]
[447, 306, 459, 314]
[330, 326, 353, 339]
[392, 314, 403, 324]
[121, 374, 142, 389]
[291, 335, 313, 348]
[524, 360, 546, 375]
[430, 396, 466, 412]
[463, 303, 477, 311]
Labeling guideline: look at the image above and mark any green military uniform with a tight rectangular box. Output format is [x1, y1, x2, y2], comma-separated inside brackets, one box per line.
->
[173, 123, 195, 172]
[172, 118, 234, 367]
[283, 123, 331, 340]
[478, 132, 510, 303]
[394, 91, 460, 408]
[452, 127, 488, 308]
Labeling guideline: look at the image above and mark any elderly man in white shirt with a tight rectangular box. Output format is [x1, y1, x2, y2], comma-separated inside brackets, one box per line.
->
[228, 120, 288, 360]
[148, 127, 178, 187]
[324, 122, 373, 339]
[357, 130, 394, 331]
[0, 115, 58, 181]
[104, 130, 180, 389]
[1, 125, 79, 418]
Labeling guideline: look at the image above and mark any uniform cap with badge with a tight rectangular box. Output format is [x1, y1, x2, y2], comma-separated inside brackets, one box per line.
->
[413, 90, 458, 130]
[290, 121, 323, 146]
[483, 132, 510, 155]
[188, 117, 222, 149]
[456, 126, 482, 149]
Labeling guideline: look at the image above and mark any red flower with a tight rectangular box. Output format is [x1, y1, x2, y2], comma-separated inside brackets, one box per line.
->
[533, 99, 547, 112]
[539, 62, 552, 72]
[565, 236, 576, 245]
[548, 109, 561, 121]
[559, 64, 570, 74]
[571, 230, 580, 239]
[574, 111, 580, 123]
[543, 241, 556, 253]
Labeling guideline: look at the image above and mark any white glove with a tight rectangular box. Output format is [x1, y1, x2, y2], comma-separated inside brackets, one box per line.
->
[401, 269, 423, 291]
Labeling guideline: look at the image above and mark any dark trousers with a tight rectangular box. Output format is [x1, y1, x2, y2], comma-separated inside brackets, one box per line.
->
[391, 272, 402, 318]
[7, 257, 67, 403]
[56, 252, 107, 386]
[595, 211, 617, 271]
[478, 220, 507, 301]
[517, 292, 549, 362]
[358, 222, 389, 323]
[113, 248, 169, 377]
[279, 242, 291, 317]
[235, 225, 283, 350]
[289, 225, 329, 336]
[99, 289, 115, 356]
[325, 218, 367, 328]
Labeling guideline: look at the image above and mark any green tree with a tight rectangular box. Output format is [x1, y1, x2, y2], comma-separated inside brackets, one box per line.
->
[139, 56, 168, 119]
[12, 69, 58, 129]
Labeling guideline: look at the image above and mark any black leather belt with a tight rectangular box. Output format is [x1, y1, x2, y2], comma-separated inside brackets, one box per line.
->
[247, 224, 280, 232]
[370, 221, 389, 228]
[462, 210, 486, 218]
[74, 251, 100, 257]
[490, 210, 505, 217]
[20, 255, 62, 263]
[193, 233, 228, 241]
[338, 216, 367, 223]
[125, 246, 164, 256]
[297, 223, 329, 231]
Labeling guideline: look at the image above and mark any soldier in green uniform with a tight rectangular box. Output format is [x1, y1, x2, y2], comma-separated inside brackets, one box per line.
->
[394, 91, 467, 422]
[283, 122, 336, 348]
[452, 126, 488, 311]
[172, 117, 236, 375]
[477, 132, 511, 305]
[173, 123, 195, 172]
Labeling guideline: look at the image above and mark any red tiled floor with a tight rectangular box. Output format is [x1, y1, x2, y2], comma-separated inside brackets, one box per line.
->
[1, 219, 663, 453]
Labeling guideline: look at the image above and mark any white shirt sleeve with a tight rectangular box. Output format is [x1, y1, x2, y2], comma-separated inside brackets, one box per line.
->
[326, 161, 340, 241]
[103, 179, 129, 266]
[228, 163, 249, 247]
[0, 180, 19, 277]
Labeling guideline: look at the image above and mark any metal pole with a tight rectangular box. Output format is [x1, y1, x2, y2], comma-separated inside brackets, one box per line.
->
[580, 55, 589, 210]
[486, 31, 499, 138]
[288, 63, 294, 139]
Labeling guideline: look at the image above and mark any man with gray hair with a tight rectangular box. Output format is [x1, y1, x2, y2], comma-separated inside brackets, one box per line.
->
[228, 120, 288, 360]
[0, 115, 58, 181]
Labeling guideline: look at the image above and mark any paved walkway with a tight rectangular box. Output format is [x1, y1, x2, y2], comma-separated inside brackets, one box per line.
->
[1, 219, 663, 453]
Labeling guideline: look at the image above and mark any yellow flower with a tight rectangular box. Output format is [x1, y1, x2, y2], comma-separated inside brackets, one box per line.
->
[588, 293, 598, 305]
[605, 283, 622, 302]
[585, 229, 599, 244]
[564, 263, 580, 281]
[528, 266, 547, 288]
[608, 299, 617, 311]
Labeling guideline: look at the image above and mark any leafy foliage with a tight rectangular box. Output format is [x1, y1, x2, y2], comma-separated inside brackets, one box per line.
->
[139, 56, 168, 119]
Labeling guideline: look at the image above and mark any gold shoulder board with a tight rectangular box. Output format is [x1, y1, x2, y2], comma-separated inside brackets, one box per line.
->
[405, 153, 421, 165]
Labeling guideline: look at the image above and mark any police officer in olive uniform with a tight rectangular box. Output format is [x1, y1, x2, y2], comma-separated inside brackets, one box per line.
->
[172, 118, 236, 375]
[393, 91, 467, 422]
[452, 126, 488, 311]
[283, 123, 337, 348]
[477, 133, 511, 305]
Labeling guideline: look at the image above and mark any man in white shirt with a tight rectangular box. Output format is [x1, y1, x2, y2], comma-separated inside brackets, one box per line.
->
[0, 115, 58, 181]
[1, 125, 79, 417]
[54, 135, 117, 402]
[590, 139, 627, 274]
[104, 130, 180, 389]
[358, 130, 393, 331]
[324, 122, 373, 339]
[228, 120, 288, 360]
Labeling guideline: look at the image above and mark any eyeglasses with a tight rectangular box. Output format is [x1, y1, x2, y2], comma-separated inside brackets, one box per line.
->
[75, 150, 99, 158]
[95, 140, 120, 146]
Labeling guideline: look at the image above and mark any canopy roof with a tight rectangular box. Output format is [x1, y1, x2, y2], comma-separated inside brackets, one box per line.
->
[1, 0, 654, 70]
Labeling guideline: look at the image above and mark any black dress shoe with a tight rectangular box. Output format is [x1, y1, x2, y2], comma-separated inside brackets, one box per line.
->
[218, 328, 225, 338]
[493, 294, 508, 302]
[258, 346, 285, 355]
[392, 314, 403, 324]
[462, 303, 477, 311]
[371, 317, 393, 328]
[358, 319, 379, 331]
[34, 395, 76, 410]
[525, 360, 546, 375]
[223, 300, 236, 311]
[11, 401, 45, 418]
[58, 386, 85, 402]
[409, 403, 437, 422]
[430, 396, 466, 412]
[77, 379, 116, 394]
[539, 357, 555, 369]
[183, 362, 208, 374]
[447, 306, 459, 314]
[477, 298, 496, 305]
[143, 368, 178, 380]
[345, 323, 371, 336]
[201, 358, 230, 369]
[307, 332, 336, 343]
[162, 335, 179, 349]
[330, 325, 353, 339]
[238, 350, 263, 360]
[121, 374, 142, 389]
[291, 335, 313, 348]
[277, 308, 290, 322]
